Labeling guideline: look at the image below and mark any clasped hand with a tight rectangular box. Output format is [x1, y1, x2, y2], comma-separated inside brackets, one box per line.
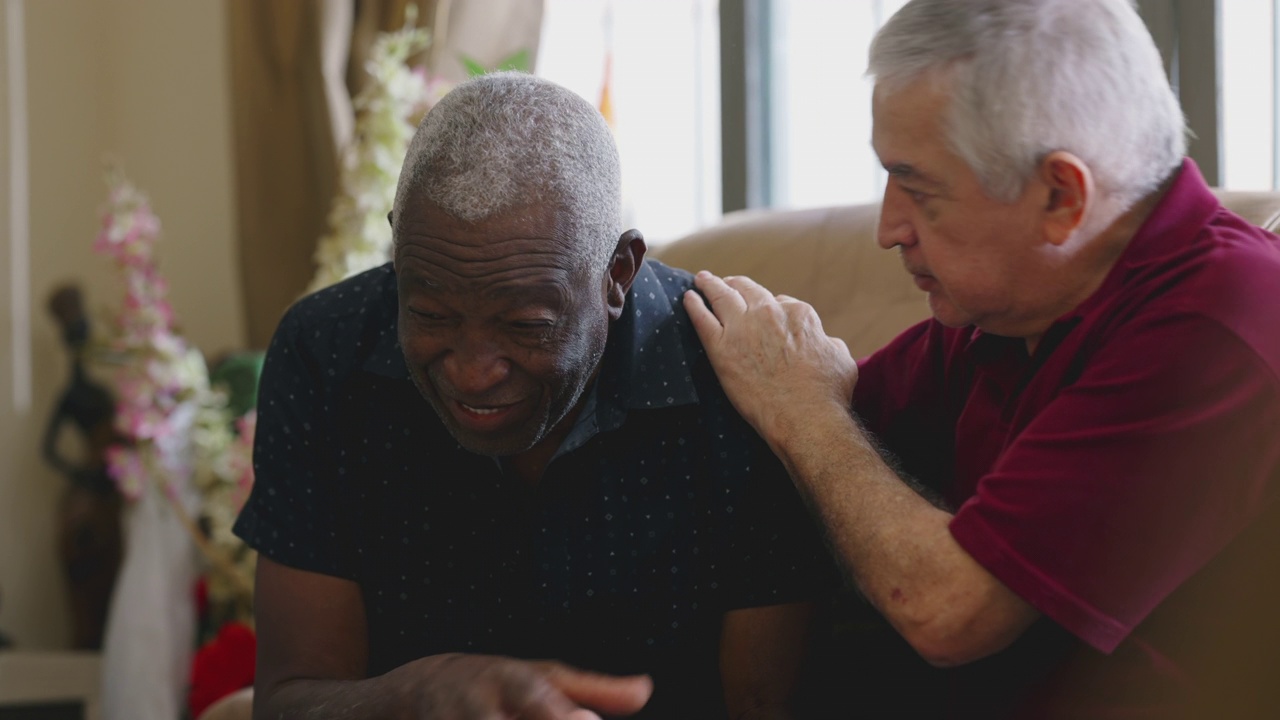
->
[683, 271, 859, 443]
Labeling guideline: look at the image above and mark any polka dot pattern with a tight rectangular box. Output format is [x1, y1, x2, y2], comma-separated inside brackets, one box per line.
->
[234, 261, 837, 717]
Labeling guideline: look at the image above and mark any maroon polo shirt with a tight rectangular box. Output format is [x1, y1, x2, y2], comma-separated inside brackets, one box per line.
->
[854, 160, 1280, 717]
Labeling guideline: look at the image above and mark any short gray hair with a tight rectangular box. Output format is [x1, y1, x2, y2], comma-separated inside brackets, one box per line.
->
[869, 0, 1187, 207]
[393, 72, 621, 271]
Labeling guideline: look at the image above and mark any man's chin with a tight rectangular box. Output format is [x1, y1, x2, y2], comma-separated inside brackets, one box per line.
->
[445, 422, 543, 457]
[927, 294, 975, 329]
[421, 393, 541, 456]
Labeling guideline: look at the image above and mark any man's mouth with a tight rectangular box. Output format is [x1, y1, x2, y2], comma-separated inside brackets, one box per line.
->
[449, 398, 524, 432]
[911, 265, 942, 289]
[910, 271, 938, 291]
[459, 402, 506, 415]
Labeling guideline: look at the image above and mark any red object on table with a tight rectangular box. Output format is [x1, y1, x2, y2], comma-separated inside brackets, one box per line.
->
[188, 620, 256, 719]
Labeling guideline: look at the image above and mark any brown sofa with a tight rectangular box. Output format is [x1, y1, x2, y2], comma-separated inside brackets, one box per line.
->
[655, 191, 1280, 358]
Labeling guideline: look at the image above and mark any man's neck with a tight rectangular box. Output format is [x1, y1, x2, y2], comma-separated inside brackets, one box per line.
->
[507, 373, 601, 486]
[508, 411, 578, 486]
[1023, 173, 1177, 355]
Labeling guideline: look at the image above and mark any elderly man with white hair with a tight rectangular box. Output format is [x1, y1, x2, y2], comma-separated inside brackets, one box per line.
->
[687, 0, 1280, 716]
[235, 72, 836, 719]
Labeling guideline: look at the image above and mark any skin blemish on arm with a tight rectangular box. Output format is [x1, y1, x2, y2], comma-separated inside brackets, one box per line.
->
[890, 588, 907, 603]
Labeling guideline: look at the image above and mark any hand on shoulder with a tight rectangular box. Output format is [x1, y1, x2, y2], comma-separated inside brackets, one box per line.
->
[683, 271, 859, 443]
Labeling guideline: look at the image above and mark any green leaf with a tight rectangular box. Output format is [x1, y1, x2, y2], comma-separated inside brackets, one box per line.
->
[495, 49, 530, 73]
[460, 54, 488, 77]
[458, 49, 530, 76]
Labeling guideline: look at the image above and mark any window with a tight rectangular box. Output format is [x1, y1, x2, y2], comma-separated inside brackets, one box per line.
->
[767, 0, 909, 209]
[1222, 0, 1277, 188]
[540, 0, 1273, 232]
[537, 0, 721, 245]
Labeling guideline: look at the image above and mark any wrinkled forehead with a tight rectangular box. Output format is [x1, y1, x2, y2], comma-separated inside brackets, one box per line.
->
[395, 201, 594, 292]
[398, 264, 578, 312]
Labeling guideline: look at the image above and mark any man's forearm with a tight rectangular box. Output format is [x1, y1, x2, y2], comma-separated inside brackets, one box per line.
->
[680, 271, 1036, 664]
[258, 675, 408, 720]
[764, 400, 1035, 665]
[257, 653, 653, 720]
[766, 402, 954, 608]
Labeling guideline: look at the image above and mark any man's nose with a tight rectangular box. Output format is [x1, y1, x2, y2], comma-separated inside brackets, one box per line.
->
[441, 334, 510, 396]
[877, 185, 916, 250]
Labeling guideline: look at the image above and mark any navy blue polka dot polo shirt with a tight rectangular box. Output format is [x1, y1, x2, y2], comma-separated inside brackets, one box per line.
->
[233, 260, 838, 718]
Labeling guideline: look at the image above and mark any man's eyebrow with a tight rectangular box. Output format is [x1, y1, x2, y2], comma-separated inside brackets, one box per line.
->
[403, 272, 569, 307]
[884, 163, 945, 189]
[485, 282, 569, 307]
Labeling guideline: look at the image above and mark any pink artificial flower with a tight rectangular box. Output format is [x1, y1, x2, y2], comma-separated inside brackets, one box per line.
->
[105, 446, 146, 501]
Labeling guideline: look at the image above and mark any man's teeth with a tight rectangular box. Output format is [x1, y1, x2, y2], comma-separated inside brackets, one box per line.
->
[462, 403, 502, 415]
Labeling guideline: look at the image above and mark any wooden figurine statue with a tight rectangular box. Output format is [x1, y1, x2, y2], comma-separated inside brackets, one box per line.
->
[42, 284, 124, 650]
[0, 585, 14, 649]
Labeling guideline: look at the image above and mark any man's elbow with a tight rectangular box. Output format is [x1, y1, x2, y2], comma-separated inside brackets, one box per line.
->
[887, 576, 1041, 668]
[898, 610, 1029, 668]
[908, 632, 994, 668]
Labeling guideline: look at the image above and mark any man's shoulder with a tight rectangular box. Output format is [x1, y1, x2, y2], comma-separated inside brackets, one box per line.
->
[283, 263, 396, 329]
[1133, 213, 1280, 377]
[617, 258, 705, 360]
[629, 258, 707, 358]
[639, 258, 695, 286]
[632, 259, 697, 308]
[624, 259, 775, 429]
[268, 263, 400, 378]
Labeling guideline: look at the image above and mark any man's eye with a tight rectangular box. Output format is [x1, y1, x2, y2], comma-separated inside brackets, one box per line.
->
[510, 320, 554, 331]
[409, 309, 447, 321]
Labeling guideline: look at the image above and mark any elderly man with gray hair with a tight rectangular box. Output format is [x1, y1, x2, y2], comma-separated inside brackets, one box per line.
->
[234, 72, 835, 719]
[687, 0, 1280, 716]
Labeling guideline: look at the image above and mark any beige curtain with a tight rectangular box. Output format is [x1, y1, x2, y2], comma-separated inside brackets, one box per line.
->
[228, 0, 544, 348]
[230, 0, 350, 349]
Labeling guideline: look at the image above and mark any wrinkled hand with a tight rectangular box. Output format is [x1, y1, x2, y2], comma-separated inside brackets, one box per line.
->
[395, 653, 652, 719]
[684, 272, 858, 444]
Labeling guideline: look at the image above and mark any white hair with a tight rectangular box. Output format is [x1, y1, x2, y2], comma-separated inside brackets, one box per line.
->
[869, 0, 1187, 207]
[393, 72, 621, 271]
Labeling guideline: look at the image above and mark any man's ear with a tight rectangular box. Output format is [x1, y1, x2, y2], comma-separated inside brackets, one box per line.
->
[1039, 151, 1091, 246]
[387, 212, 398, 273]
[605, 229, 647, 321]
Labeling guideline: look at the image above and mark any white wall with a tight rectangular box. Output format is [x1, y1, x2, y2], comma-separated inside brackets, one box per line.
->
[0, 0, 244, 649]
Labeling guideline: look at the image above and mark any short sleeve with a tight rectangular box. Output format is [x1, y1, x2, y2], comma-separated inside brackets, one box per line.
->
[950, 313, 1280, 653]
[233, 304, 356, 579]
